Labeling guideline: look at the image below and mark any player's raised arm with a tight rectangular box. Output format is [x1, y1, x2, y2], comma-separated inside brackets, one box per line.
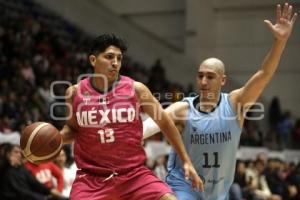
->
[230, 3, 297, 119]
[60, 85, 78, 144]
[134, 81, 204, 191]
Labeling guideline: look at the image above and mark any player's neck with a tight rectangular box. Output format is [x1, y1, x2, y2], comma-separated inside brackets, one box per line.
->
[199, 102, 217, 113]
[91, 76, 119, 93]
[198, 94, 221, 113]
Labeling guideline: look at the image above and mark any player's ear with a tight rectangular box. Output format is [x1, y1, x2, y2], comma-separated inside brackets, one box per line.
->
[89, 55, 96, 67]
[221, 74, 227, 86]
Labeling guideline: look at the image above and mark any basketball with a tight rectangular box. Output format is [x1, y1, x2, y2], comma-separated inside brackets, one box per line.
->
[20, 122, 63, 164]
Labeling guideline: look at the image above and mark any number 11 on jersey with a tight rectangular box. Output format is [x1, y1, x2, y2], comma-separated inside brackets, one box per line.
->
[202, 152, 220, 168]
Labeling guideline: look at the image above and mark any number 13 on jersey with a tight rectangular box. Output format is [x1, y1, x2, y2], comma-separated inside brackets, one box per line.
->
[97, 128, 115, 143]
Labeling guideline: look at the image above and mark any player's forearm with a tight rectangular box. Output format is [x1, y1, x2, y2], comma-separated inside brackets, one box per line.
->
[158, 115, 191, 164]
[260, 39, 286, 76]
[60, 125, 75, 144]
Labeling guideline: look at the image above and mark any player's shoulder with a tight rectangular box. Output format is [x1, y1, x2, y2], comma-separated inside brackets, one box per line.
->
[65, 84, 78, 99]
[133, 81, 146, 90]
[66, 84, 78, 93]
[165, 101, 189, 121]
[133, 81, 151, 96]
[228, 89, 241, 110]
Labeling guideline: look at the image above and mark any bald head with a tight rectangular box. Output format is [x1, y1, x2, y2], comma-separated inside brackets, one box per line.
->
[199, 58, 225, 75]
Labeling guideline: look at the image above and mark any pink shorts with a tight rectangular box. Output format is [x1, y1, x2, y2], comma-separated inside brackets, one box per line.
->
[70, 166, 173, 200]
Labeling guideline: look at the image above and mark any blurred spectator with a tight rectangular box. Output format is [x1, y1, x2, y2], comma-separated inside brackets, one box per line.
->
[0, 116, 14, 134]
[38, 79, 54, 108]
[287, 163, 300, 200]
[265, 159, 288, 198]
[276, 111, 293, 149]
[0, 143, 66, 200]
[269, 97, 282, 132]
[245, 159, 282, 200]
[54, 147, 76, 197]
[168, 84, 185, 103]
[292, 119, 300, 148]
[147, 59, 170, 101]
[25, 161, 64, 194]
[240, 120, 263, 147]
[33, 53, 50, 77]
[0, 79, 10, 96]
[20, 59, 36, 86]
[153, 155, 168, 181]
[230, 160, 246, 200]
[256, 152, 268, 166]
[274, 159, 299, 200]
[267, 97, 282, 146]
[2, 91, 20, 121]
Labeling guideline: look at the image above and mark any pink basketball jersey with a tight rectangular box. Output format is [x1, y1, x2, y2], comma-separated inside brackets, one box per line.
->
[72, 76, 145, 175]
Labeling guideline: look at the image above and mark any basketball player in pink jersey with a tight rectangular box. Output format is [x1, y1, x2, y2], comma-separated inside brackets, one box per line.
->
[59, 34, 203, 200]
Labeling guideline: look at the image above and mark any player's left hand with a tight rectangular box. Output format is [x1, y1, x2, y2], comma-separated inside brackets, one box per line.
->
[183, 161, 204, 191]
[264, 3, 297, 42]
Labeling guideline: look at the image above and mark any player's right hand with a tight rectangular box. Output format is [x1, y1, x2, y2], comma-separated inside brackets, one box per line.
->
[264, 3, 297, 42]
[183, 161, 204, 191]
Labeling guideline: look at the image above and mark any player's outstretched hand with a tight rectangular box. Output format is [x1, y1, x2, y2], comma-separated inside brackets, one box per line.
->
[183, 162, 204, 191]
[264, 3, 297, 42]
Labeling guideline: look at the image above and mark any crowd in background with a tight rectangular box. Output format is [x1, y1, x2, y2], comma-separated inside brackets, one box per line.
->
[230, 154, 300, 200]
[0, 0, 300, 199]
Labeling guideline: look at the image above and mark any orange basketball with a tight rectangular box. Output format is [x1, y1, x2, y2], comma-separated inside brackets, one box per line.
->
[20, 122, 63, 164]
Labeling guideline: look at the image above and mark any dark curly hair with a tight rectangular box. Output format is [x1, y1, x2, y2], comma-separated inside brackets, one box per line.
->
[89, 33, 127, 56]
